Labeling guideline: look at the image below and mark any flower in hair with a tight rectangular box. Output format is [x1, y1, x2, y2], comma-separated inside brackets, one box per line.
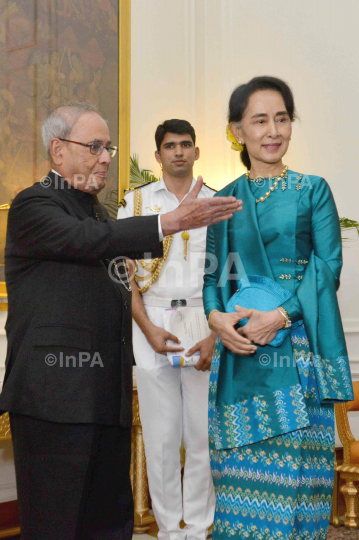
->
[226, 125, 243, 152]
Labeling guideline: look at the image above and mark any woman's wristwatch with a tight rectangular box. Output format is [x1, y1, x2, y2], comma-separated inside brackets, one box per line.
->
[277, 306, 292, 329]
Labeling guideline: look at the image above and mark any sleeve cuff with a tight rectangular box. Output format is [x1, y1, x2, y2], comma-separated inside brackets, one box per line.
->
[281, 295, 302, 323]
[158, 215, 164, 242]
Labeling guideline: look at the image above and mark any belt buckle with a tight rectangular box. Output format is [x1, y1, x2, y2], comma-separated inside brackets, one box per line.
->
[171, 299, 187, 308]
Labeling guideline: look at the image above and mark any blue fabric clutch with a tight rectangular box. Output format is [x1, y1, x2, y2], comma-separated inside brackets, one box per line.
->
[226, 275, 303, 347]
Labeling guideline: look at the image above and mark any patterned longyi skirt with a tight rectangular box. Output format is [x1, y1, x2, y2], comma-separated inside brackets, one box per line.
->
[209, 326, 335, 540]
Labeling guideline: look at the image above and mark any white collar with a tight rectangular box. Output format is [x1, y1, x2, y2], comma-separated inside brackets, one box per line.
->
[152, 177, 197, 194]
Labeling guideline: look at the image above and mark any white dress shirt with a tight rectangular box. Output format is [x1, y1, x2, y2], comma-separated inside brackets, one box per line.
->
[117, 178, 215, 300]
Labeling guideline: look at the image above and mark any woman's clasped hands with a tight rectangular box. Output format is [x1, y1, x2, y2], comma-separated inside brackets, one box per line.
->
[210, 306, 285, 355]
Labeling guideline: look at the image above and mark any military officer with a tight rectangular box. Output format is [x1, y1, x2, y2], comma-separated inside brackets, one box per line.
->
[118, 119, 216, 540]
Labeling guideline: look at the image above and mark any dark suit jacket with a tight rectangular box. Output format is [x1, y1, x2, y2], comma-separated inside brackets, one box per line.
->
[0, 171, 163, 426]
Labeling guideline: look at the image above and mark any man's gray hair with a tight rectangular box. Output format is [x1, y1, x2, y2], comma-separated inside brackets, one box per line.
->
[42, 102, 98, 155]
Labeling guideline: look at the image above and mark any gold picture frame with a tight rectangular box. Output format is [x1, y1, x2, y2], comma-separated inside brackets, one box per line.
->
[118, 0, 131, 198]
[0, 0, 132, 300]
[0, 282, 7, 311]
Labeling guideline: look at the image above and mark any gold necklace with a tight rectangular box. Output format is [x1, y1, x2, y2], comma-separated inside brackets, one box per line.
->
[246, 165, 288, 204]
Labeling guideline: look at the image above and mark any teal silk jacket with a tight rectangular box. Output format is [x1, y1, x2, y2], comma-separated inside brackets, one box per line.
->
[203, 171, 354, 450]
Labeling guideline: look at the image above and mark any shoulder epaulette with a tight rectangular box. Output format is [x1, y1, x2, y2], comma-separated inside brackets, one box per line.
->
[203, 183, 217, 192]
[122, 182, 155, 202]
[129, 182, 155, 192]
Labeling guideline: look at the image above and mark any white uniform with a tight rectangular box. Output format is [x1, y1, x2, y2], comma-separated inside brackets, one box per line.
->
[117, 178, 215, 540]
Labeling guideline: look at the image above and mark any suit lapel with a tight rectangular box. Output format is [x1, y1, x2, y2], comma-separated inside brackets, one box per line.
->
[45, 171, 96, 221]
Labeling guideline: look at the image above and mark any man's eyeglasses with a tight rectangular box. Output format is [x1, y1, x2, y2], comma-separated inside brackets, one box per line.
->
[59, 138, 118, 158]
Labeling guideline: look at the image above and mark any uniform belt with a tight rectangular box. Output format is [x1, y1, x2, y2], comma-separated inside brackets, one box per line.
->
[142, 297, 203, 308]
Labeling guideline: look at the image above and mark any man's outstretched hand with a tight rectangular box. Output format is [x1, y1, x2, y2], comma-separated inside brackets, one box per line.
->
[160, 176, 242, 237]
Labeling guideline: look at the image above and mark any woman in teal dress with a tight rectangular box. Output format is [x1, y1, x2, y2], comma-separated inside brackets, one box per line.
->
[204, 76, 354, 540]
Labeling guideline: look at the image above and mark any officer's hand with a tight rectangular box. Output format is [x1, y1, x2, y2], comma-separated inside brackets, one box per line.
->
[186, 332, 217, 371]
[147, 326, 184, 356]
[160, 176, 243, 236]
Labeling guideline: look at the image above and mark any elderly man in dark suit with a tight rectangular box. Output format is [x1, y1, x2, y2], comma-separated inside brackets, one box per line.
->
[0, 103, 242, 540]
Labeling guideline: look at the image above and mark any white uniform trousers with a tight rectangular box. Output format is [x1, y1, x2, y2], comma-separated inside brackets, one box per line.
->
[134, 306, 215, 540]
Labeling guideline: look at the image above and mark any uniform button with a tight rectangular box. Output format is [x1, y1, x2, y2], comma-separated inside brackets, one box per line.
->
[124, 301, 128, 309]
[122, 337, 126, 345]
